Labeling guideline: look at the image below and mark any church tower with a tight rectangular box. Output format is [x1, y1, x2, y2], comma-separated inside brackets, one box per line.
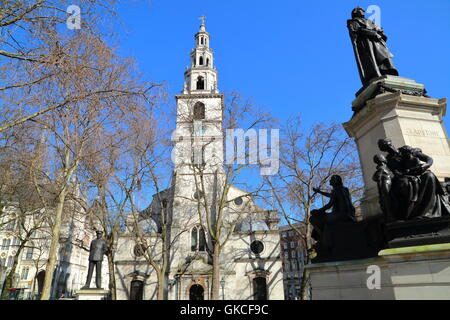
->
[114, 19, 285, 301]
[173, 19, 224, 199]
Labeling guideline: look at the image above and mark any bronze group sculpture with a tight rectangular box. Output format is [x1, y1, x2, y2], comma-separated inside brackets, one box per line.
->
[82, 230, 108, 289]
[374, 139, 450, 222]
[347, 7, 399, 87]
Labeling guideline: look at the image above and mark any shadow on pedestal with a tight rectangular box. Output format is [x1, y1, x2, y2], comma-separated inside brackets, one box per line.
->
[312, 215, 385, 263]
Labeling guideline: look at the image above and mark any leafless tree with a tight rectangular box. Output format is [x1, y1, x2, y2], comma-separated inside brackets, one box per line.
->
[263, 117, 363, 299]
[0, 0, 121, 131]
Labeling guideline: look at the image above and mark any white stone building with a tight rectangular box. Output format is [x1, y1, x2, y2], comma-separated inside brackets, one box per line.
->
[0, 196, 109, 299]
[114, 21, 284, 300]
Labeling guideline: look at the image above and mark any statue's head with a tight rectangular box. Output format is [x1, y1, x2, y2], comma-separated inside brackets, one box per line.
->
[399, 145, 414, 159]
[330, 175, 343, 187]
[378, 138, 394, 152]
[96, 230, 103, 239]
[352, 7, 365, 19]
[373, 154, 387, 165]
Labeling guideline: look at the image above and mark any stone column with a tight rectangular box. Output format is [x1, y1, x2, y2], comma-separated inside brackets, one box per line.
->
[343, 76, 450, 217]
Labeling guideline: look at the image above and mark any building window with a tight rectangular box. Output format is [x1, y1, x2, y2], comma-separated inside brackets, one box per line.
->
[21, 267, 29, 280]
[250, 241, 264, 255]
[6, 221, 15, 230]
[12, 238, 20, 247]
[291, 261, 297, 271]
[193, 102, 205, 120]
[199, 56, 204, 65]
[234, 197, 243, 206]
[0, 258, 5, 267]
[292, 251, 296, 258]
[206, 58, 210, 66]
[191, 226, 206, 252]
[134, 244, 146, 257]
[284, 252, 289, 259]
[25, 247, 33, 260]
[290, 241, 295, 248]
[6, 256, 13, 268]
[283, 243, 288, 250]
[196, 76, 205, 90]
[1, 239, 11, 250]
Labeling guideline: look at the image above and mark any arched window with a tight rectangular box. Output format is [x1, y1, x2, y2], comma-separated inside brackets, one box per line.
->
[191, 227, 198, 251]
[206, 58, 210, 66]
[196, 76, 205, 90]
[253, 277, 267, 300]
[193, 102, 205, 120]
[199, 56, 204, 65]
[191, 226, 206, 252]
[201, 37, 204, 45]
[130, 280, 144, 300]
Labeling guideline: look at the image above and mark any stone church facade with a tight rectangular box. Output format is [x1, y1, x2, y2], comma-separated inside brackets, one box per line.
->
[114, 21, 284, 300]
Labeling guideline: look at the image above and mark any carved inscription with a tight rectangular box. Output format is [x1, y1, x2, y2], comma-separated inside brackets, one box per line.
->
[405, 128, 440, 137]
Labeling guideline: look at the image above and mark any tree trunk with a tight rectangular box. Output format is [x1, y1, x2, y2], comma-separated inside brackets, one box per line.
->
[106, 251, 116, 300]
[300, 206, 312, 300]
[1, 242, 25, 300]
[210, 242, 221, 300]
[156, 269, 166, 300]
[40, 188, 67, 300]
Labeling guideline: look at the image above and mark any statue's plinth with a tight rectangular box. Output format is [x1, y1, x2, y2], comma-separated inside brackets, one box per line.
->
[352, 75, 426, 113]
[385, 216, 450, 248]
[343, 75, 450, 218]
[74, 288, 109, 300]
[306, 242, 450, 300]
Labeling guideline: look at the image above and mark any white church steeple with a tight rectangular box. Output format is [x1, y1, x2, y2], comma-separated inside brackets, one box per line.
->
[183, 18, 219, 94]
[174, 19, 224, 177]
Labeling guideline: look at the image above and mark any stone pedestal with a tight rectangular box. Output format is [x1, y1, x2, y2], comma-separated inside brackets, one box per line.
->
[343, 75, 450, 218]
[306, 243, 450, 300]
[74, 288, 109, 300]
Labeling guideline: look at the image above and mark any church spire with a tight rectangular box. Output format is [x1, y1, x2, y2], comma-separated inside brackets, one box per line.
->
[183, 18, 218, 94]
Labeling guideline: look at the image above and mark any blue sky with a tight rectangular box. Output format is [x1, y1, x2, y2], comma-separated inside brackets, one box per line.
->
[115, 0, 450, 130]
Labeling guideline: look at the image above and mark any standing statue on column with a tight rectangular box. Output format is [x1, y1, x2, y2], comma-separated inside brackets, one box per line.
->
[347, 7, 399, 87]
[82, 230, 108, 289]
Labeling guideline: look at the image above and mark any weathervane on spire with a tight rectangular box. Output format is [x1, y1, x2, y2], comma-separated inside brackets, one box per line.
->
[199, 16, 206, 25]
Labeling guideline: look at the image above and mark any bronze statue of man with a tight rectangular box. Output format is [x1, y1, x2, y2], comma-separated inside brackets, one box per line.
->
[309, 175, 357, 246]
[347, 7, 399, 86]
[82, 230, 108, 289]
